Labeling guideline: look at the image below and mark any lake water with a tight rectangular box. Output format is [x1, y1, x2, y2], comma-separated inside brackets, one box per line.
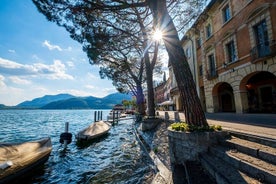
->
[0, 110, 155, 184]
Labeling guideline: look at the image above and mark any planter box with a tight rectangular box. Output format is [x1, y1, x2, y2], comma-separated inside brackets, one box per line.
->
[168, 127, 227, 163]
[141, 118, 163, 131]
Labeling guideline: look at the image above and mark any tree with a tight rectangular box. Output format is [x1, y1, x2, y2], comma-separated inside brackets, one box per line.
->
[148, 0, 207, 126]
[33, 0, 208, 126]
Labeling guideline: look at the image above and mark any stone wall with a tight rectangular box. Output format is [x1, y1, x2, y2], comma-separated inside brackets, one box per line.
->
[168, 128, 227, 163]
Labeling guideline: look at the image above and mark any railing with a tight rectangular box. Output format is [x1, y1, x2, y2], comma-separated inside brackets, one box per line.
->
[251, 40, 276, 63]
[206, 69, 218, 80]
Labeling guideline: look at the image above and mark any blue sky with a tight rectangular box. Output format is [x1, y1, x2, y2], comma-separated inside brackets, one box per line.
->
[0, 0, 117, 106]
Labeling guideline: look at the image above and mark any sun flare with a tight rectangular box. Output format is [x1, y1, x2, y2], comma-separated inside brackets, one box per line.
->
[153, 29, 163, 41]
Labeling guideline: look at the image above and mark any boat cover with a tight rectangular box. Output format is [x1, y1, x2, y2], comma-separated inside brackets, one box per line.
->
[0, 137, 52, 183]
[76, 121, 111, 140]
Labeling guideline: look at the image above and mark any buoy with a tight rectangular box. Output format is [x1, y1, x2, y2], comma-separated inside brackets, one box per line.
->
[59, 122, 72, 146]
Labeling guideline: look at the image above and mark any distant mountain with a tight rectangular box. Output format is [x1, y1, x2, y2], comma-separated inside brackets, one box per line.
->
[41, 97, 91, 109]
[41, 93, 132, 109]
[0, 93, 132, 109]
[0, 104, 8, 109]
[102, 93, 132, 101]
[16, 94, 76, 108]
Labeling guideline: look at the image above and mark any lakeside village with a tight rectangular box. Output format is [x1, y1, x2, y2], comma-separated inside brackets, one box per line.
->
[1, 0, 276, 183]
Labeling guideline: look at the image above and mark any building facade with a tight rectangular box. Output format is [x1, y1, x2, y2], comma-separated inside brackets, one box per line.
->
[173, 0, 276, 113]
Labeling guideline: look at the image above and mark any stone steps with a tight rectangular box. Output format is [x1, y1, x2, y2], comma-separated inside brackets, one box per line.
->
[221, 136, 276, 165]
[226, 130, 276, 148]
[200, 153, 260, 184]
[199, 131, 276, 184]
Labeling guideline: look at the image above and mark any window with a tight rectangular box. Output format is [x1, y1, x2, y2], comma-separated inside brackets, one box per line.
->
[208, 54, 216, 77]
[206, 24, 212, 38]
[226, 40, 237, 63]
[222, 4, 231, 23]
[253, 20, 270, 57]
[196, 37, 202, 48]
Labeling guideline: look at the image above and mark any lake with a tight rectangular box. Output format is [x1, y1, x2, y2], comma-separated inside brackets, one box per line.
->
[0, 110, 155, 184]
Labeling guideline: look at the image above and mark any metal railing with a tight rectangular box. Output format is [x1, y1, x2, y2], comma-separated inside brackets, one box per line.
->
[206, 69, 218, 80]
[251, 40, 276, 62]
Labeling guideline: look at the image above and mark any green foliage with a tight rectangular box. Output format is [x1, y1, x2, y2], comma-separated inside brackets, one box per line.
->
[153, 147, 158, 153]
[170, 122, 222, 132]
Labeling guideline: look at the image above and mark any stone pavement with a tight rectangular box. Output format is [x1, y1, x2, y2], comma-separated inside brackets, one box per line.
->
[157, 111, 276, 140]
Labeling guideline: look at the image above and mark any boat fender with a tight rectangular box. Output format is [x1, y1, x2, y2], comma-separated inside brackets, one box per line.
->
[0, 161, 13, 170]
[59, 132, 72, 144]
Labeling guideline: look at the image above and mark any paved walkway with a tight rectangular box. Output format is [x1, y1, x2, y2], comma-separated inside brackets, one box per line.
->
[157, 111, 276, 140]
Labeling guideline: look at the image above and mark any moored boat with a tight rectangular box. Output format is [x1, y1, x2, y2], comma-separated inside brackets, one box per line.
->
[0, 137, 52, 184]
[76, 121, 111, 141]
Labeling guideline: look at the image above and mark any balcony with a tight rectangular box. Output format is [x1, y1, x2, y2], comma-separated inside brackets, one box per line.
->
[206, 69, 218, 80]
[251, 40, 276, 63]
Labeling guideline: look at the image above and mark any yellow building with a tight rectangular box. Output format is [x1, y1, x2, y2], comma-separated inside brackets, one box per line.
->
[172, 0, 276, 113]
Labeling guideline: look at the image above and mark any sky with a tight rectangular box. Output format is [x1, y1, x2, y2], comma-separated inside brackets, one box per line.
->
[0, 0, 117, 106]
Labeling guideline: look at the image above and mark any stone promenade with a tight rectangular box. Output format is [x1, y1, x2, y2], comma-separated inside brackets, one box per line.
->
[146, 111, 276, 183]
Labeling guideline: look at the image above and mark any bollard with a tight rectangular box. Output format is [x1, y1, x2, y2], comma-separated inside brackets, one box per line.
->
[98, 111, 100, 121]
[164, 111, 169, 122]
[116, 111, 119, 123]
[59, 122, 72, 148]
[112, 111, 115, 125]
[156, 111, 159, 116]
[94, 111, 97, 122]
[174, 111, 180, 122]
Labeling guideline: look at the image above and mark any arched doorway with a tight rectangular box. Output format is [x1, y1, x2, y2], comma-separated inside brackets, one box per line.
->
[213, 82, 236, 112]
[218, 83, 236, 112]
[244, 71, 276, 113]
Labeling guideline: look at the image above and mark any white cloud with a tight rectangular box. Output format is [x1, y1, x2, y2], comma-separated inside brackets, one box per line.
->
[42, 40, 62, 51]
[0, 75, 6, 87]
[8, 49, 16, 53]
[65, 46, 72, 51]
[85, 85, 95, 90]
[9, 76, 31, 85]
[0, 57, 74, 80]
[32, 54, 43, 62]
[57, 89, 93, 97]
[66, 61, 75, 68]
[0, 85, 24, 106]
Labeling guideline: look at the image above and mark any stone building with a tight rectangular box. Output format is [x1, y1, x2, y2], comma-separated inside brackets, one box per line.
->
[173, 0, 276, 113]
[155, 82, 166, 108]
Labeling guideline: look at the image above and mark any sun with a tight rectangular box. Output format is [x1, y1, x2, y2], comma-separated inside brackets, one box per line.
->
[153, 29, 163, 41]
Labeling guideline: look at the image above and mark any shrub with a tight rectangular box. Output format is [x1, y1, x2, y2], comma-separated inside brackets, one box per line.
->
[170, 122, 222, 132]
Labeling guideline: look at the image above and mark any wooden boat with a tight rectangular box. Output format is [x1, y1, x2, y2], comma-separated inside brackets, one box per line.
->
[0, 137, 52, 183]
[76, 121, 111, 141]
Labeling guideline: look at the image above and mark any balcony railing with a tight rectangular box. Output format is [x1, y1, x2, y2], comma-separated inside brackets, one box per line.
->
[206, 69, 218, 80]
[251, 40, 276, 63]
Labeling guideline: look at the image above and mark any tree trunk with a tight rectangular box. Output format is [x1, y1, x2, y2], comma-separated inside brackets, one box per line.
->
[136, 85, 146, 115]
[148, 0, 207, 126]
[144, 54, 156, 117]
